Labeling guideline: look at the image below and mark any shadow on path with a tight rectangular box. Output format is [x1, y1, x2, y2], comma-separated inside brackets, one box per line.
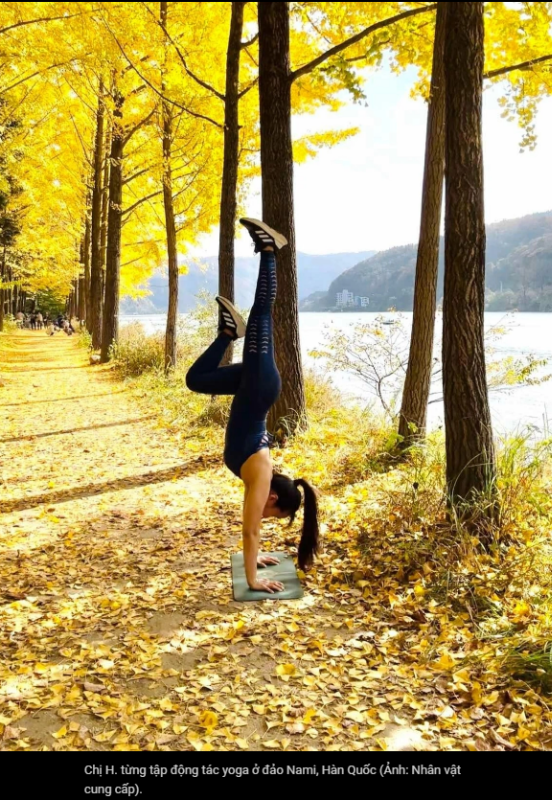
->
[0, 390, 128, 409]
[0, 416, 158, 444]
[4, 365, 90, 374]
[0, 455, 219, 514]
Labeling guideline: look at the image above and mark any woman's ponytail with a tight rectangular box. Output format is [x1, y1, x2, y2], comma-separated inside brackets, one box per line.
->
[294, 478, 320, 570]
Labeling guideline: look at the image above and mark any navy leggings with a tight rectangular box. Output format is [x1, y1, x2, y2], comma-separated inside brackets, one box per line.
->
[186, 251, 282, 478]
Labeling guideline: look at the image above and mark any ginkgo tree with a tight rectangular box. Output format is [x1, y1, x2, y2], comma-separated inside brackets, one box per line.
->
[399, 1, 552, 448]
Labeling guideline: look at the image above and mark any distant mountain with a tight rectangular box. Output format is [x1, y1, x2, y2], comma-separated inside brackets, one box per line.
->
[121, 251, 375, 314]
[301, 211, 552, 312]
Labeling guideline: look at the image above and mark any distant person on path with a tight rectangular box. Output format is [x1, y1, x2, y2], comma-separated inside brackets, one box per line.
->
[36, 312, 44, 330]
[186, 219, 320, 595]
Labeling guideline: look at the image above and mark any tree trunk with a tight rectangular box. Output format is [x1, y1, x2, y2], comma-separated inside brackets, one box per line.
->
[0, 247, 5, 333]
[90, 83, 105, 348]
[161, 1, 179, 373]
[258, 2, 306, 435]
[78, 229, 87, 323]
[6, 267, 13, 317]
[84, 206, 91, 323]
[13, 277, 19, 317]
[100, 93, 125, 364]
[78, 276, 86, 323]
[398, 3, 447, 447]
[218, 1, 246, 366]
[100, 123, 111, 284]
[443, 2, 495, 506]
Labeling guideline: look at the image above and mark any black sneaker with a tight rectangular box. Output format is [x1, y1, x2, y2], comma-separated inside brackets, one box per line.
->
[239, 218, 288, 253]
[216, 297, 246, 340]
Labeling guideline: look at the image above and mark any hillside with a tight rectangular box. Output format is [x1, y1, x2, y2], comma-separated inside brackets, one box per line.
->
[301, 211, 552, 312]
[121, 250, 375, 314]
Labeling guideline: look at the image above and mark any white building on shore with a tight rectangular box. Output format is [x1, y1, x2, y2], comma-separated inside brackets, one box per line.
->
[336, 289, 355, 307]
[336, 290, 369, 309]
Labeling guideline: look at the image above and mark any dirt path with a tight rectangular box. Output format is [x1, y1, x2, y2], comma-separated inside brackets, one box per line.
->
[3, 331, 535, 752]
[0, 332, 418, 751]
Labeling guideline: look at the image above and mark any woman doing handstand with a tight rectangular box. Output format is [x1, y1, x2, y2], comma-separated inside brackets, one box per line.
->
[186, 219, 320, 594]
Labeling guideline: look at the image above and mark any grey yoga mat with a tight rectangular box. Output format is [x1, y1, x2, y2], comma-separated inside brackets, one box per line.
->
[231, 552, 304, 602]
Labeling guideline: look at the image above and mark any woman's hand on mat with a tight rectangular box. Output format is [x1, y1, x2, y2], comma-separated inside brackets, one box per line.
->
[257, 555, 280, 567]
[249, 578, 284, 594]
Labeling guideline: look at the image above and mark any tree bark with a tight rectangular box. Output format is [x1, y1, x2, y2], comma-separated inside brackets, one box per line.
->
[100, 124, 111, 283]
[0, 246, 5, 332]
[398, 3, 447, 447]
[84, 203, 91, 323]
[12, 275, 18, 317]
[443, 2, 495, 505]
[6, 266, 13, 316]
[258, 2, 306, 434]
[218, 1, 246, 366]
[78, 275, 86, 323]
[90, 83, 105, 348]
[70, 282, 77, 321]
[79, 214, 90, 323]
[161, 1, 179, 373]
[100, 92, 125, 364]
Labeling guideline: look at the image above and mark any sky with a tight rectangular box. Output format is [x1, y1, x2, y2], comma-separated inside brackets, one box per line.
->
[194, 63, 552, 258]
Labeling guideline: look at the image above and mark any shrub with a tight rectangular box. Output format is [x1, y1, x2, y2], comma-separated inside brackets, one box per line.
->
[112, 323, 166, 377]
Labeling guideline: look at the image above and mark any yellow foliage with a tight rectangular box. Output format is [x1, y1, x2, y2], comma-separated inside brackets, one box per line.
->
[1, 2, 551, 301]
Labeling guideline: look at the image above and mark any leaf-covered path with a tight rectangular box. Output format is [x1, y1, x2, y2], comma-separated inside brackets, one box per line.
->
[1, 332, 550, 752]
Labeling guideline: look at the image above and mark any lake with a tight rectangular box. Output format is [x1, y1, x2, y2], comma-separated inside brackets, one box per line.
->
[120, 312, 552, 437]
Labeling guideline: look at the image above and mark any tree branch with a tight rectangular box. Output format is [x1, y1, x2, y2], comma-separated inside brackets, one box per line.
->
[140, 1, 225, 100]
[347, 39, 391, 63]
[0, 11, 86, 36]
[241, 32, 259, 49]
[103, 16, 224, 129]
[124, 105, 158, 145]
[123, 165, 154, 185]
[123, 190, 163, 218]
[290, 3, 438, 83]
[0, 57, 82, 96]
[484, 53, 552, 80]
[69, 111, 92, 167]
[238, 76, 258, 99]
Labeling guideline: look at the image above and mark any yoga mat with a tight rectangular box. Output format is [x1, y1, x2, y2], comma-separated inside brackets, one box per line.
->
[231, 552, 304, 602]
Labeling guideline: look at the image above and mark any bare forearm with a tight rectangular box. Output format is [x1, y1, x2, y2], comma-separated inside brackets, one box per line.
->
[243, 529, 260, 587]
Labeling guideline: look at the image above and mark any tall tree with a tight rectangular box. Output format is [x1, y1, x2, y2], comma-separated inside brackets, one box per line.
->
[161, 0, 179, 373]
[258, 2, 305, 434]
[399, 2, 552, 449]
[442, 1, 495, 506]
[90, 82, 106, 348]
[100, 123, 111, 302]
[398, 2, 447, 447]
[218, 1, 247, 365]
[100, 89, 125, 364]
[258, 3, 439, 432]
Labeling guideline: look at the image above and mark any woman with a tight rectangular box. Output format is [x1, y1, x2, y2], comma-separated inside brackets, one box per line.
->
[186, 218, 320, 595]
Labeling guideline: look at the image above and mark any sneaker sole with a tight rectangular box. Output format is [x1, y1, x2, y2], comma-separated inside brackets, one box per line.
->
[240, 218, 288, 250]
[216, 297, 247, 339]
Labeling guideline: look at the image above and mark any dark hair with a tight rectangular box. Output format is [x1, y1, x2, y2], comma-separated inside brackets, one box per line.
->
[270, 473, 320, 570]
